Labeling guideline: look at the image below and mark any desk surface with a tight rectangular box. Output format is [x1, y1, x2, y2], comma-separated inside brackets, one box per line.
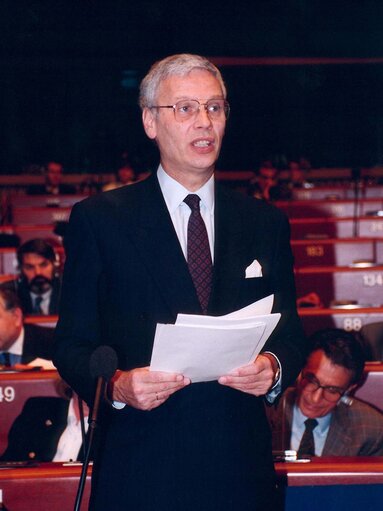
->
[0, 458, 382, 511]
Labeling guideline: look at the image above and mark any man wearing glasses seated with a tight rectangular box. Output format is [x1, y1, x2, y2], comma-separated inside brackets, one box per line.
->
[268, 328, 383, 456]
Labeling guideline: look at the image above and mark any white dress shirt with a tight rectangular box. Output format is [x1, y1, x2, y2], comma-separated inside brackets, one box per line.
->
[53, 398, 89, 462]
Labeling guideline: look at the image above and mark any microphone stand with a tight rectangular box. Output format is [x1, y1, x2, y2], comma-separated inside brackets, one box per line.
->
[73, 378, 105, 511]
[73, 345, 118, 511]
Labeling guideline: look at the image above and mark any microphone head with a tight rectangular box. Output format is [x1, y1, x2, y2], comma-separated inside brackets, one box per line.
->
[89, 345, 118, 380]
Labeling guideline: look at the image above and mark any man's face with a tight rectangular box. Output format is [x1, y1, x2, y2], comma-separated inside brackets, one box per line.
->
[46, 162, 63, 187]
[297, 350, 354, 419]
[21, 253, 55, 293]
[0, 298, 22, 351]
[142, 69, 226, 189]
[258, 168, 277, 191]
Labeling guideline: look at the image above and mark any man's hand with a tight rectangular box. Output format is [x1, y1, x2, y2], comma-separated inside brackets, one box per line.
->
[218, 354, 278, 396]
[109, 367, 190, 410]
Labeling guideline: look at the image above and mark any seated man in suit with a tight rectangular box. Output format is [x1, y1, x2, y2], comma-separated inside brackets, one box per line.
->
[26, 161, 76, 196]
[5, 238, 62, 316]
[0, 382, 90, 462]
[268, 328, 383, 456]
[0, 286, 54, 367]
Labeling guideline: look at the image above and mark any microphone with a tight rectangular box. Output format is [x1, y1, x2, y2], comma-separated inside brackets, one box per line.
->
[73, 345, 118, 511]
[88, 345, 118, 430]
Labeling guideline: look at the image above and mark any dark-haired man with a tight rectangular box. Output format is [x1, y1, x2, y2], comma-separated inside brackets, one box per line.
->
[268, 328, 383, 456]
[14, 238, 61, 315]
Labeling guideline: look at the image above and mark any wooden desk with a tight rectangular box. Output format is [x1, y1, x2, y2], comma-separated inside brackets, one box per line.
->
[1, 458, 382, 511]
[298, 306, 383, 337]
[291, 185, 383, 200]
[276, 198, 383, 218]
[9, 194, 87, 209]
[0, 225, 62, 245]
[11, 207, 72, 225]
[289, 216, 383, 239]
[291, 237, 382, 267]
[295, 265, 383, 308]
[0, 371, 61, 456]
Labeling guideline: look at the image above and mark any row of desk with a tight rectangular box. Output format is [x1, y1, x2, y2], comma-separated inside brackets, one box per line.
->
[0, 362, 382, 457]
[0, 458, 382, 511]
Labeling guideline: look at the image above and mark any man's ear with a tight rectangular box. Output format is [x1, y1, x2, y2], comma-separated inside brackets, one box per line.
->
[142, 108, 157, 140]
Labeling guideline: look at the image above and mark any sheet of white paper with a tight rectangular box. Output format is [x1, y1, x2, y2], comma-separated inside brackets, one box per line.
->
[150, 295, 281, 382]
[223, 294, 274, 318]
[27, 358, 56, 370]
[150, 322, 267, 382]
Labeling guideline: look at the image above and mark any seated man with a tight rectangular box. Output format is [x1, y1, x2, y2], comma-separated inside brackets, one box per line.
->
[0, 383, 90, 462]
[26, 161, 76, 195]
[268, 328, 383, 456]
[5, 238, 61, 316]
[0, 287, 54, 366]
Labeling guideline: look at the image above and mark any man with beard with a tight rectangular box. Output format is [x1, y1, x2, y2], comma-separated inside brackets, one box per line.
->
[0, 286, 54, 366]
[14, 239, 61, 316]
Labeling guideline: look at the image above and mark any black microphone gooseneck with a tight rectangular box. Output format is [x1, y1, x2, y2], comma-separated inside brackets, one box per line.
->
[73, 345, 118, 511]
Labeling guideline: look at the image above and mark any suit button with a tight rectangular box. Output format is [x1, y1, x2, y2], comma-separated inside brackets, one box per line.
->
[28, 452, 36, 459]
[45, 419, 53, 427]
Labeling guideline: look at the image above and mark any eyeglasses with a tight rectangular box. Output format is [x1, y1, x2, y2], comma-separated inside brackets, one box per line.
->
[301, 372, 347, 402]
[150, 99, 230, 122]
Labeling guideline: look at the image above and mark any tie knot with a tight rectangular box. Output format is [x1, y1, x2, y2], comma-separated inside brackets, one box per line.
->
[184, 194, 201, 211]
[304, 418, 318, 432]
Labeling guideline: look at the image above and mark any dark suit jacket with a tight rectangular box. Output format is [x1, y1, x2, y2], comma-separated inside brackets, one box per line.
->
[54, 173, 307, 511]
[268, 387, 383, 456]
[22, 323, 55, 363]
[0, 397, 70, 461]
[15, 277, 61, 316]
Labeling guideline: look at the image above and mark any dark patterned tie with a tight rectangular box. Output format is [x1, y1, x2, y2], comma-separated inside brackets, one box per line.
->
[33, 296, 43, 314]
[184, 194, 213, 314]
[297, 418, 318, 456]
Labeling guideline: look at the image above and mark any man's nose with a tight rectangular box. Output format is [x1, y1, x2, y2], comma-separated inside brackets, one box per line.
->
[311, 387, 324, 403]
[195, 105, 213, 126]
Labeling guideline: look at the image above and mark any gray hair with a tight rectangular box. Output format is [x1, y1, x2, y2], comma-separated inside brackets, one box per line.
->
[139, 53, 227, 110]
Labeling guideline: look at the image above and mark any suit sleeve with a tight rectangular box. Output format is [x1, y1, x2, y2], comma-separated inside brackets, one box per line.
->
[53, 202, 104, 404]
[261, 209, 308, 391]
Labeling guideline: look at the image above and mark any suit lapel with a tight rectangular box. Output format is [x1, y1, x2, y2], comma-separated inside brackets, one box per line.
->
[209, 184, 248, 315]
[120, 174, 201, 318]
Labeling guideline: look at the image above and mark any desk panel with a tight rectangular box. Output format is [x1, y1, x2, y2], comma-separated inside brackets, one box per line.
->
[291, 238, 378, 267]
[1, 459, 382, 511]
[289, 216, 383, 239]
[0, 371, 60, 456]
[10, 194, 87, 208]
[12, 207, 72, 225]
[295, 265, 383, 308]
[277, 199, 383, 219]
[298, 306, 383, 337]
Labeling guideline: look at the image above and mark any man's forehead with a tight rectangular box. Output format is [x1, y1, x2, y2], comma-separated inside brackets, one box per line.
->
[158, 70, 223, 99]
[305, 349, 352, 385]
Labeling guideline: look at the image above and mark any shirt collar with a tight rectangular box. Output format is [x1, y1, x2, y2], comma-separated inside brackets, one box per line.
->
[157, 165, 215, 215]
[7, 327, 25, 356]
[294, 403, 332, 434]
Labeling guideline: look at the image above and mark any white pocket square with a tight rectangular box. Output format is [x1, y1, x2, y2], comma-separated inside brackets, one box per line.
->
[245, 259, 263, 278]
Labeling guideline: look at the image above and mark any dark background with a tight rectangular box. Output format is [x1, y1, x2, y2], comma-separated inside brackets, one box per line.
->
[1, 0, 383, 174]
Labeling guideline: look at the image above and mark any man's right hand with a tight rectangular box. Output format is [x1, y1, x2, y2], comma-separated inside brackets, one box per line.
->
[109, 367, 190, 410]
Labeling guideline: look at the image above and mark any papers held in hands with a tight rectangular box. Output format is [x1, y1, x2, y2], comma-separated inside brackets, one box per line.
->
[150, 295, 280, 383]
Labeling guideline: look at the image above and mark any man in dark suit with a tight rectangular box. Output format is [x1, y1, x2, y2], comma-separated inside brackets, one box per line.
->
[268, 328, 383, 456]
[54, 54, 307, 511]
[26, 161, 76, 195]
[0, 287, 54, 366]
[0, 389, 90, 462]
[11, 238, 61, 316]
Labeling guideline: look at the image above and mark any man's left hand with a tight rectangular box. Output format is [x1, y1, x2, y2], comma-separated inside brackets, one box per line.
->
[218, 354, 276, 396]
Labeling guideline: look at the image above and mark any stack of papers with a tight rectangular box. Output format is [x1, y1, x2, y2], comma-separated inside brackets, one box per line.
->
[150, 295, 280, 382]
